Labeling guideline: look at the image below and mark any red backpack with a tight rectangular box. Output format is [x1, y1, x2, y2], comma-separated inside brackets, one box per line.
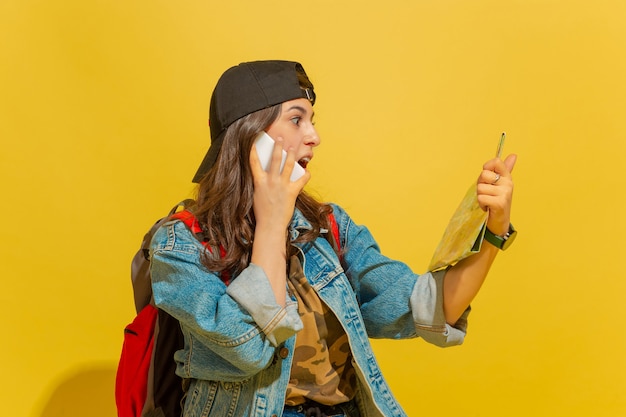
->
[115, 201, 341, 417]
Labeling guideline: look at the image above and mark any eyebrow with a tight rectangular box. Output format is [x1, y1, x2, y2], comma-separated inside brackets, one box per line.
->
[285, 105, 315, 119]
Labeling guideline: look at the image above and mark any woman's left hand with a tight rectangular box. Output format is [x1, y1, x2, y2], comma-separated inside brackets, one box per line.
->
[443, 153, 518, 325]
[477, 154, 517, 236]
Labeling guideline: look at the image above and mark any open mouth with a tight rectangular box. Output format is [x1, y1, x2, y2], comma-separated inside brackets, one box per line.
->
[298, 157, 310, 169]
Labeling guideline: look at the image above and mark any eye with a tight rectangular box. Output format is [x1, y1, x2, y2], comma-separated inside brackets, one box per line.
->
[290, 116, 301, 125]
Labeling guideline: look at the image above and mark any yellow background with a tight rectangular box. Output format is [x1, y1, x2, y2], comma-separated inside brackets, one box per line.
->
[2, 1, 625, 416]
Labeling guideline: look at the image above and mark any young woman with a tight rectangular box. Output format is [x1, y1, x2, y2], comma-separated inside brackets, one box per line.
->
[149, 60, 517, 417]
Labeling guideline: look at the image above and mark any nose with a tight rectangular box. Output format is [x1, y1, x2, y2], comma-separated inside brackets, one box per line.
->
[304, 126, 321, 147]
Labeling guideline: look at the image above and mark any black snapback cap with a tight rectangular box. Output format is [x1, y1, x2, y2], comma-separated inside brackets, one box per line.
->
[192, 60, 316, 183]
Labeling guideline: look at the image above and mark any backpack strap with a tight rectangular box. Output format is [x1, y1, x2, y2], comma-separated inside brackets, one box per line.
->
[142, 199, 196, 261]
[328, 212, 341, 253]
[170, 209, 204, 237]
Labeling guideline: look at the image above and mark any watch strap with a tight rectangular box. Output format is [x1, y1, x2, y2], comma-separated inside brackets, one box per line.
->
[484, 224, 516, 250]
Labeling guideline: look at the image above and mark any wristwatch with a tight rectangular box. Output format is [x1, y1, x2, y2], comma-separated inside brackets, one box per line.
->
[484, 224, 517, 250]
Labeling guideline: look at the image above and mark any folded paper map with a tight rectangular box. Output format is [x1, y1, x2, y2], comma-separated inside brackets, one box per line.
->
[428, 183, 487, 271]
[428, 132, 506, 271]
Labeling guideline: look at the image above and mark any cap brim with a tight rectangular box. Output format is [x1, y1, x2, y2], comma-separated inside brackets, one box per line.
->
[192, 133, 224, 183]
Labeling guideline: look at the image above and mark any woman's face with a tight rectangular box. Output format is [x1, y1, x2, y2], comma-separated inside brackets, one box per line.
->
[265, 97, 320, 170]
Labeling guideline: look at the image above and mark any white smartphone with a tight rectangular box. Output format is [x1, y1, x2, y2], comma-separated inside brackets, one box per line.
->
[254, 132, 305, 181]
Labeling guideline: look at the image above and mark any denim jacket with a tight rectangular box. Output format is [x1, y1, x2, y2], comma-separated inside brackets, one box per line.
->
[150, 203, 470, 417]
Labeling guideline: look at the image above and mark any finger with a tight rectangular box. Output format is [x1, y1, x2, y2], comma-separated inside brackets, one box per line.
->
[477, 192, 510, 213]
[478, 169, 504, 186]
[292, 169, 311, 189]
[484, 154, 516, 174]
[268, 137, 285, 175]
[249, 145, 265, 179]
[477, 183, 510, 202]
[477, 178, 513, 204]
[504, 153, 517, 173]
[282, 145, 297, 180]
[481, 154, 517, 183]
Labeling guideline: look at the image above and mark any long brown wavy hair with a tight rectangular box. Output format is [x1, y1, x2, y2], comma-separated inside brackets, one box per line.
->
[192, 105, 332, 278]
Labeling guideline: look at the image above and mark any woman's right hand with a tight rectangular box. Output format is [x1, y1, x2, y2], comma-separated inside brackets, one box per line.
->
[249, 137, 310, 232]
[249, 138, 310, 306]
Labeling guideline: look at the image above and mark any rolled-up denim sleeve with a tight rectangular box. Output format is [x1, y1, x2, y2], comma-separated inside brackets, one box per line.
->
[410, 269, 469, 347]
[332, 204, 470, 347]
[150, 221, 302, 350]
[227, 263, 303, 346]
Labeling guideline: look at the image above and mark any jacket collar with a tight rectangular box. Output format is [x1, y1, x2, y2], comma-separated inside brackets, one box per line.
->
[288, 208, 313, 242]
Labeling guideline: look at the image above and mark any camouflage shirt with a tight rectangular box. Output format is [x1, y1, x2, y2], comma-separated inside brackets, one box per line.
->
[284, 255, 357, 406]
